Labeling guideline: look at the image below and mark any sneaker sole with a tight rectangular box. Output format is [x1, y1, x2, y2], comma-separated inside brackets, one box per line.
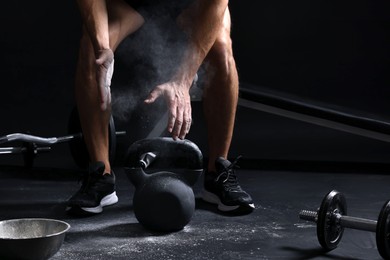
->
[201, 190, 255, 212]
[67, 192, 119, 214]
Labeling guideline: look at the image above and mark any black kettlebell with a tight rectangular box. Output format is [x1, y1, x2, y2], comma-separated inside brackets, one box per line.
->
[129, 165, 195, 231]
[125, 138, 203, 232]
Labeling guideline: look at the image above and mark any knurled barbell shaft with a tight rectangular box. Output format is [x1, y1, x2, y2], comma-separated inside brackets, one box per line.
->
[299, 210, 377, 232]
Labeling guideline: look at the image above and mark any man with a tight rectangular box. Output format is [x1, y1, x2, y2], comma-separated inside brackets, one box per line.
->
[67, 0, 255, 215]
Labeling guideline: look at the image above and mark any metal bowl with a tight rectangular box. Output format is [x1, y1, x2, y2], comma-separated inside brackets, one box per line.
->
[0, 218, 70, 260]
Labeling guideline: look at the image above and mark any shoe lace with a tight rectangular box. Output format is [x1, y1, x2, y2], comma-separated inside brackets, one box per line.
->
[215, 155, 242, 191]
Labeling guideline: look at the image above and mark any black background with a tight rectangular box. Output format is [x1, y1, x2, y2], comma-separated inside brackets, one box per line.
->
[0, 0, 390, 166]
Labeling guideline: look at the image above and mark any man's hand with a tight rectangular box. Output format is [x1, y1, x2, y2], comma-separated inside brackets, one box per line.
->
[144, 81, 192, 140]
[96, 49, 114, 111]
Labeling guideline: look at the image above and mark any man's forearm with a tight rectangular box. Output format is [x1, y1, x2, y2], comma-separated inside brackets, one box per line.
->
[76, 0, 110, 54]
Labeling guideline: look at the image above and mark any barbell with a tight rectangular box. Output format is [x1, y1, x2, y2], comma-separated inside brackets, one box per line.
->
[0, 107, 125, 168]
[299, 190, 390, 259]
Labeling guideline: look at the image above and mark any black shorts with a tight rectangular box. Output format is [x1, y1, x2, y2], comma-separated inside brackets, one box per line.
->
[125, 0, 195, 21]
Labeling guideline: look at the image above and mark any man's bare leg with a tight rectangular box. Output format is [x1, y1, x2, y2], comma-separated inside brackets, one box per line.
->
[75, 33, 112, 172]
[172, 2, 253, 213]
[201, 8, 255, 214]
[202, 8, 238, 173]
[75, 0, 144, 173]
[69, 0, 144, 214]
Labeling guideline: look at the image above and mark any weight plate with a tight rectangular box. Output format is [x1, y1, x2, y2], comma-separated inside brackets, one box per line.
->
[68, 107, 116, 168]
[317, 190, 347, 251]
[108, 115, 117, 166]
[377, 200, 390, 259]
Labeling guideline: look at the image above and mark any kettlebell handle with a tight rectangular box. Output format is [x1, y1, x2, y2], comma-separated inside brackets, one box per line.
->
[125, 138, 203, 170]
[127, 152, 157, 187]
[125, 138, 203, 187]
[139, 152, 157, 169]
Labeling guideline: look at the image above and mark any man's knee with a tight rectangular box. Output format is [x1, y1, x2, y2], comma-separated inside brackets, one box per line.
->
[207, 37, 236, 77]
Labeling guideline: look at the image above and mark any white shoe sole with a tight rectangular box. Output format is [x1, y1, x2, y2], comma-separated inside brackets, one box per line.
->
[201, 190, 255, 212]
[67, 192, 119, 214]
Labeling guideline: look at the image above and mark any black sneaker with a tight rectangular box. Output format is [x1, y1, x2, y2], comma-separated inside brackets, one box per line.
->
[67, 161, 118, 214]
[201, 156, 255, 214]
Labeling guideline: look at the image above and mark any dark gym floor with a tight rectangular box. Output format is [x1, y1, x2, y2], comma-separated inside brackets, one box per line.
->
[1, 102, 390, 260]
[0, 161, 389, 259]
